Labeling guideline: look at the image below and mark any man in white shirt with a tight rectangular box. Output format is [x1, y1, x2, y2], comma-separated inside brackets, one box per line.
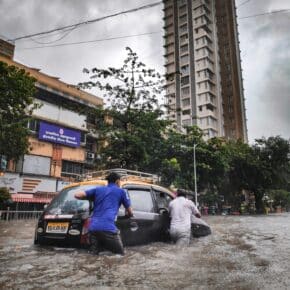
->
[169, 189, 201, 246]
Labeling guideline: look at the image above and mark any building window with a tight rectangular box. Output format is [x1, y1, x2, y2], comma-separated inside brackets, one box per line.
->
[206, 103, 215, 111]
[181, 65, 189, 75]
[180, 54, 189, 64]
[81, 132, 86, 144]
[182, 119, 191, 126]
[181, 76, 190, 86]
[181, 86, 190, 96]
[180, 44, 188, 54]
[27, 119, 39, 133]
[179, 14, 187, 24]
[179, 24, 187, 34]
[179, 0, 186, 6]
[179, 4, 187, 15]
[62, 160, 83, 177]
[182, 109, 191, 115]
[180, 34, 188, 44]
[182, 98, 190, 107]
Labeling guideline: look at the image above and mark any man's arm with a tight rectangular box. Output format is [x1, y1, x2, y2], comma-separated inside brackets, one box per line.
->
[74, 191, 87, 200]
[194, 211, 201, 218]
[121, 189, 133, 217]
[188, 200, 201, 218]
[125, 206, 133, 217]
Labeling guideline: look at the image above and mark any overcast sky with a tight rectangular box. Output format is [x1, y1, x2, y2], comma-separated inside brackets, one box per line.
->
[0, 0, 289, 143]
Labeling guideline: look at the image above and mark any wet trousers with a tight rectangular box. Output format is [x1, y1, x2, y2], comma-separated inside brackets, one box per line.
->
[170, 227, 191, 246]
[89, 230, 124, 255]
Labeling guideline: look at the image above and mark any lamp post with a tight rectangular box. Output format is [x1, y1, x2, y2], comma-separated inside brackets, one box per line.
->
[193, 144, 198, 206]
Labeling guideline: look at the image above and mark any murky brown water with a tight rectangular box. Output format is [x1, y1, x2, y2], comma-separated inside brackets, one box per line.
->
[1, 214, 290, 289]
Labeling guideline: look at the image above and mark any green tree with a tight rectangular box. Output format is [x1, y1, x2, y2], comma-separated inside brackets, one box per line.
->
[79, 47, 169, 170]
[219, 136, 290, 213]
[0, 61, 37, 162]
[268, 189, 290, 211]
[248, 136, 290, 212]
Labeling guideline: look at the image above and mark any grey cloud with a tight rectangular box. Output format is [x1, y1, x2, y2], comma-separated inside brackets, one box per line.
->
[237, 0, 290, 141]
[0, 0, 289, 141]
[259, 54, 290, 136]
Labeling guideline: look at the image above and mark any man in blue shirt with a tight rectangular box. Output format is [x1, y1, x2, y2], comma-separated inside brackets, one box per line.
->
[75, 172, 133, 255]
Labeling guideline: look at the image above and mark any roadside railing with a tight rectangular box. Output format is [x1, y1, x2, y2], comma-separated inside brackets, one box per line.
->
[0, 210, 43, 221]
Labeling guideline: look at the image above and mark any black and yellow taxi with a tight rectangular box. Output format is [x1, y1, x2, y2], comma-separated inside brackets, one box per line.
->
[34, 169, 211, 247]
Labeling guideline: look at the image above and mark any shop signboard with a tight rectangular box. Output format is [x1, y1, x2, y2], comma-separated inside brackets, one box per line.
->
[39, 121, 80, 148]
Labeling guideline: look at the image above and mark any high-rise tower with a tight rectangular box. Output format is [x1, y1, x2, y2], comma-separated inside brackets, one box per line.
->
[163, 0, 247, 141]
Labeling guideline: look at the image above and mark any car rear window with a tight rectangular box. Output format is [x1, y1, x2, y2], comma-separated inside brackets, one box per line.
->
[47, 184, 97, 214]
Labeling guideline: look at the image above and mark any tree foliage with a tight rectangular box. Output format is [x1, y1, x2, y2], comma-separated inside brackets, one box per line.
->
[0, 61, 37, 161]
[78, 48, 290, 214]
[79, 47, 169, 170]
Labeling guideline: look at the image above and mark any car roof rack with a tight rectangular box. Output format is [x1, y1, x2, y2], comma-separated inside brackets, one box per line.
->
[80, 168, 159, 184]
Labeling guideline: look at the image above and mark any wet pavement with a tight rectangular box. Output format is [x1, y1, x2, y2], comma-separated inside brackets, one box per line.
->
[0, 214, 290, 289]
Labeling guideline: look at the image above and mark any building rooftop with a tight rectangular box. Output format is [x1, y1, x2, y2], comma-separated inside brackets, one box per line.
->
[0, 54, 103, 108]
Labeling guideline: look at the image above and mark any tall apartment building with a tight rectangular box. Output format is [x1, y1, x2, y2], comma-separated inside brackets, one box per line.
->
[163, 0, 247, 141]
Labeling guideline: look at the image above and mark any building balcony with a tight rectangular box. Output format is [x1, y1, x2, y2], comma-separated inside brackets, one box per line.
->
[165, 56, 175, 65]
[164, 25, 174, 35]
[192, 0, 210, 10]
[164, 49, 174, 57]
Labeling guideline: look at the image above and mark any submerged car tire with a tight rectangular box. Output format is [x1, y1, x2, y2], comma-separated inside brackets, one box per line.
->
[34, 237, 39, 245]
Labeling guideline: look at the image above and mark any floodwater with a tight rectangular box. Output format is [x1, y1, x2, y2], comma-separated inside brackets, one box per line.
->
[0, 214, 290, 290]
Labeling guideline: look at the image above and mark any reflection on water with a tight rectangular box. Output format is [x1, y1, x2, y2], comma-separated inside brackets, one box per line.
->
[0, 214, 290, 289]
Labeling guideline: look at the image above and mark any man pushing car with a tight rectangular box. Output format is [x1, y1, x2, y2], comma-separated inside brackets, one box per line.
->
[75, 172, 133, 255]
[169, 188, 201, 246]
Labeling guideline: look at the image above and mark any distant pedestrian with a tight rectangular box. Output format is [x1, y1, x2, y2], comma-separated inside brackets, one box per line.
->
[169, 189, 201, 246]
[75, 172, 133, 255]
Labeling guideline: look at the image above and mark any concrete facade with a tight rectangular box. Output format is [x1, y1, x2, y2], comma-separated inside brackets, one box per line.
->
[0, 40, 103, 197]
[163, 0, 247, 141]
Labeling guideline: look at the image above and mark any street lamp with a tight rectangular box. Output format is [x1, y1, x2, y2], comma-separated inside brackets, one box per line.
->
[193, 144, 198, 206]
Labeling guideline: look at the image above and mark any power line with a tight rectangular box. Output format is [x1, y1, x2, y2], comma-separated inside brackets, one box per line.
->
[9, 1, 162, 42]
[18, 31, 162, 50]
[29, 26, 79, 45]
[17, 6, 290, 50]
[239, 8, 290, 19]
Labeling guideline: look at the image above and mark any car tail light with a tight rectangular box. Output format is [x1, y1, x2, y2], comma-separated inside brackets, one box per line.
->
[82, 219, 90, 235]
[80, 219, 91, 245]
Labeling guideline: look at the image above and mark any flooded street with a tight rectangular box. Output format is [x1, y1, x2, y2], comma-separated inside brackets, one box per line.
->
[1, 214, 290, 289]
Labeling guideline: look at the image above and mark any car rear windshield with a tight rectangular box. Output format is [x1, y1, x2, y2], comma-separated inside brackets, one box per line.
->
[47, 184, 98, 214]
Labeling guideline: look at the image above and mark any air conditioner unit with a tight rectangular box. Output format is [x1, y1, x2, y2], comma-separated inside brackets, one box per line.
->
[87, 152, 95, 159]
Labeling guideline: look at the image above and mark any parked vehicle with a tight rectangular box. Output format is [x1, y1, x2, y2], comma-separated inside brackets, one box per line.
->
[34, 169, 211, 247]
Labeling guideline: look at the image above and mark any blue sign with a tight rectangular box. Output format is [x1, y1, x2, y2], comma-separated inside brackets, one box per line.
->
[39, 122, 81, 148]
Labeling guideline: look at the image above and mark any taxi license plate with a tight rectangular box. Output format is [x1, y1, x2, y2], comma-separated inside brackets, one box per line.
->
[46, 222, 69, 234]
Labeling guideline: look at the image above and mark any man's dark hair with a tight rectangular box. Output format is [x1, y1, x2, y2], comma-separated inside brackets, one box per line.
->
[106, 172, 121, 183]
[176, 189, 187, 197]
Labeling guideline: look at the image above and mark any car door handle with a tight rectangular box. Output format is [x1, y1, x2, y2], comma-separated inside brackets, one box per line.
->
[130, 221, 138, 232]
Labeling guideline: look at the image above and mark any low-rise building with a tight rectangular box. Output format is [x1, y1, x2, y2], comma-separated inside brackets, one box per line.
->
[0, 39, 103, 209]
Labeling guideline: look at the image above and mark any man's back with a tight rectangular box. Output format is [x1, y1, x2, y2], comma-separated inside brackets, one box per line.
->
[74, 172, 133, 255]
[86, 183, 130, 233]
[169, 196, 199, 231]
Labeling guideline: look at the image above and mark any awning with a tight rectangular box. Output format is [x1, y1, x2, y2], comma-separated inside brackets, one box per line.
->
[11, 194, 52, 204]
